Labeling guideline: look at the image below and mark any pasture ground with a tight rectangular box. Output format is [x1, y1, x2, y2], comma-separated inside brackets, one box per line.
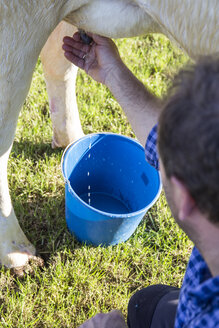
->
[0, 35, 192, 327]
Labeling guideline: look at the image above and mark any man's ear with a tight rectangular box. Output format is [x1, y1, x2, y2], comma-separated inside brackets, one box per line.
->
[170, 176, 196, 221]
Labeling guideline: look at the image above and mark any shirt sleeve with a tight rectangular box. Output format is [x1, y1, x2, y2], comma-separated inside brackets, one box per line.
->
[145, 124, 159, 170]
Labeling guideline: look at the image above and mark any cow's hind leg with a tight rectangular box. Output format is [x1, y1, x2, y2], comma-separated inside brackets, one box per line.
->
[0, 142, 35, 269]
[0, 67, 37, 269]
[41, 21, 84, 148]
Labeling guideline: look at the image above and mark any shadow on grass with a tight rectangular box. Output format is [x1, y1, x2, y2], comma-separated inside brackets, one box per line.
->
[11, 192, 83, 264]
[11, 140, 63, 160]
[9, 140, 84, 264]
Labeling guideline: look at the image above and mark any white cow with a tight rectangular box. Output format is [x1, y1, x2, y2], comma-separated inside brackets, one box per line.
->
[0, 1, 218, 269]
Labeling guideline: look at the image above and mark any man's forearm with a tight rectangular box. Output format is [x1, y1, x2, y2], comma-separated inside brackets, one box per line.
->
[105, 62, 162, 145]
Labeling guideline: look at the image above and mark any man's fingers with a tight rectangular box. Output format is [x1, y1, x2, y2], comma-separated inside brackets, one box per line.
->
[73, 31, 81, 41]
[62, 38, 91, 68]
[78, 310, 127, 328]
[63, 36, 91, 53]
[62, 44, 86, 59]
[64, 51, 85, 70]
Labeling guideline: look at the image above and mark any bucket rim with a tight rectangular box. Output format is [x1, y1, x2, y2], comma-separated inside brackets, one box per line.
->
[61, 132, 162, 218]
[61, 132, 144, 179]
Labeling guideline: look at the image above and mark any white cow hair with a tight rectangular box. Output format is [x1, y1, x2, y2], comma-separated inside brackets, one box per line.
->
[137, 0, 219, 58]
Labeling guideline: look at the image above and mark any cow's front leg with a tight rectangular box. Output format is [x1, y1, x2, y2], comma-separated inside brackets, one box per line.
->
[41, 21, 84, 148]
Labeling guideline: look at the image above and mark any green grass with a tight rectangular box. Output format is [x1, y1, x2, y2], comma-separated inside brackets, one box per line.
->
[1, 34, 192, 327]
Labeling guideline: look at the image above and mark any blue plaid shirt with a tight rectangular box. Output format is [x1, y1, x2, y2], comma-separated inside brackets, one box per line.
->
[145, 125, 219, 328]
[175, 247, 219, 327]
[145, 124, 159, 170]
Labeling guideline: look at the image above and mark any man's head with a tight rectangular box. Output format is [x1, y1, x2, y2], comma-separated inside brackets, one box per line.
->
[158, 56, 219, 227]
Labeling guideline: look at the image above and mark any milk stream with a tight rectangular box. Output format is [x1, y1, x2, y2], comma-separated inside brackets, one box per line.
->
[87, 141, 92, 205]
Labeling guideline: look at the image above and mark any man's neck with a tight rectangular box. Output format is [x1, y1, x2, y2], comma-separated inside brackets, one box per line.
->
[201, 247, 219, 277]
[196, 219, 219, 277]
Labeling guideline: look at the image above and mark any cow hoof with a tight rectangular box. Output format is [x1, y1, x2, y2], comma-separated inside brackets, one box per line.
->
[11, 256, 44, 277]
[1, 242, 36, 269]
[0, 209, 38, 269]
[51, 131, 84, 149]
[0, 228, 36, 269]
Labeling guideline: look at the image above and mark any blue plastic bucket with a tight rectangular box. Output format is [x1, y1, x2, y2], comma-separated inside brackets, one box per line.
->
[61, 133, 161, 246]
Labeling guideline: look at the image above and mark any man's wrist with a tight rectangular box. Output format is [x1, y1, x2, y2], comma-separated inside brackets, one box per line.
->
[104, 60, 130, 91]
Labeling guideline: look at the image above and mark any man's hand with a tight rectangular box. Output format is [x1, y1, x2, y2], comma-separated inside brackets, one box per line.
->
[62, 32, 123, 85]
[63, 32, 161, 146]
[78, 310, 127, 328]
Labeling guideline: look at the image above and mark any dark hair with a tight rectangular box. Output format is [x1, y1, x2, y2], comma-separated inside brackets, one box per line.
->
[158, 56, 219, 223]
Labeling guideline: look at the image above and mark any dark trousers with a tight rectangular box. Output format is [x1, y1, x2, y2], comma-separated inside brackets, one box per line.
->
[127, 285, 180, 328]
